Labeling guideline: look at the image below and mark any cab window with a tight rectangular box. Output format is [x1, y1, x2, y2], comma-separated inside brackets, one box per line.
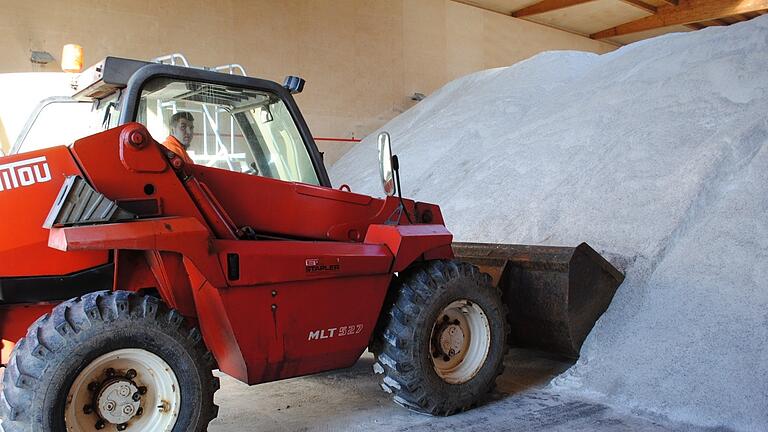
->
[138, 78, 320, 185]
[13, 96, 119, 155]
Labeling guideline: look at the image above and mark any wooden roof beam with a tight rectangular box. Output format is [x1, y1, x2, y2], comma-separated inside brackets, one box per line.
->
[512, 0, 596, 18]
[620, 0, 657, 14]
[591, 0, 768, 39]
[661, 0, 679, 5]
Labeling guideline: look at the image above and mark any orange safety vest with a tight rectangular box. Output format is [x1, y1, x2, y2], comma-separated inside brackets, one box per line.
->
[161, 136, 194, 165]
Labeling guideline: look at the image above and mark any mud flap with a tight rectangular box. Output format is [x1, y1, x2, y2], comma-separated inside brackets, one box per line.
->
[452, 242, 624, 359]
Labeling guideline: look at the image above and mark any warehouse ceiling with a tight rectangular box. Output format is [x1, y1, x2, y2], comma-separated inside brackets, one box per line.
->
[454, 0, 768, 45]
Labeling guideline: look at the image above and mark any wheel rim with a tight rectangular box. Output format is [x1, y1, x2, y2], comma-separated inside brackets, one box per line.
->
[65, 348, 181, 431]
[429, 299, 491, 384]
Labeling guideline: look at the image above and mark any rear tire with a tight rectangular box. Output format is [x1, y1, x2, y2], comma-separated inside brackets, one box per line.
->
[371, 260, 508, 415]
[0, 290, 219, 431]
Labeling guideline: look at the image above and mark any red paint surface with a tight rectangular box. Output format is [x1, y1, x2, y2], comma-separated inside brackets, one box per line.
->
[2, 124, 454, 385]
[0, 304, 54, 364]
[0, 146, 108, 277]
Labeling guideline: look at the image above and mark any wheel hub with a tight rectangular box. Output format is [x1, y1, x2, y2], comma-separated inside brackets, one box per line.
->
[66, 348, 181, 430]
[430, 299, 492, 384]
[438, 324, 465, 358]
[96, 378, 141, 424]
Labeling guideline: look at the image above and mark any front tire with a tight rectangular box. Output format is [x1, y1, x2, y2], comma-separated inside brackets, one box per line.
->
[372, 260, 508, 415]
[0, 291, 219, 431]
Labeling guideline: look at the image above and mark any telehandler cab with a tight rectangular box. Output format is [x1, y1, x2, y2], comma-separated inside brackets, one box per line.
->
[0, 56, 623, 431]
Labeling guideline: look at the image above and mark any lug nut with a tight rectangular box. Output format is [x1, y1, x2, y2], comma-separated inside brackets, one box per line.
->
[136, 407, 143, 417]
[83, 404, 93, 414]
[125, 369, 137, 379]
[132, 391, 141, 402]
[95, 420, 106, 430]
[137, 386, 147, 395]
[106, 368, 116, 378]
[117, 423, 128, 431]
[443, 355, 450, 362]
[88, 381, 99, 392]
[118, 385, 131, 397]
[442, 315, 449, 322]
[453, 319, 460, 325]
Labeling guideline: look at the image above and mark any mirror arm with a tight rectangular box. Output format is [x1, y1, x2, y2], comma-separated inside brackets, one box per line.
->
[392, 155, 413, 224]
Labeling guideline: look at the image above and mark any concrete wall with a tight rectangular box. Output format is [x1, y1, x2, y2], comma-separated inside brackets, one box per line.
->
[0, 0, 615, 161]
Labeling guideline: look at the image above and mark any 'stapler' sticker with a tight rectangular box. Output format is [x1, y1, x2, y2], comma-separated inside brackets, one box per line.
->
[305, 258, 340, 273]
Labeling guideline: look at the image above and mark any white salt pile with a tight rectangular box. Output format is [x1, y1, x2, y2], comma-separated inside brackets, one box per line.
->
[330, 16, 768, 432]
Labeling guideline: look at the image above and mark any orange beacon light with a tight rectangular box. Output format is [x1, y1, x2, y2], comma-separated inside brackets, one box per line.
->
[61, 44, 84, 73]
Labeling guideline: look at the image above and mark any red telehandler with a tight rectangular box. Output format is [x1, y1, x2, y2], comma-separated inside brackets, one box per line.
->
[0, 56, 623, 431]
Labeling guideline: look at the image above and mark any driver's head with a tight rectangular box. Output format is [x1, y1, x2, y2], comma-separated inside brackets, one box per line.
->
[170, 111, 194, 148]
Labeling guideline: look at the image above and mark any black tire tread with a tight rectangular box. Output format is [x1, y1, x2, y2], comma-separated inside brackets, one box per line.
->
[0, 290, 219, 431]
[371, 260, 509, 416]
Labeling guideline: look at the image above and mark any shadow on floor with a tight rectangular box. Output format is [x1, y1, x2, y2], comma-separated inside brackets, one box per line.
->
[209, 349, 724, 432]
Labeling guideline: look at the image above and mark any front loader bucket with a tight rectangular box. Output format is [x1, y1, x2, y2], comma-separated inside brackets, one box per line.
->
[452, 242, 624, 359]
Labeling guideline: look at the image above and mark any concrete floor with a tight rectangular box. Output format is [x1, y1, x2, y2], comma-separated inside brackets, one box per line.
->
[0, 349, 726, 431]
[210, 349, 727, 432]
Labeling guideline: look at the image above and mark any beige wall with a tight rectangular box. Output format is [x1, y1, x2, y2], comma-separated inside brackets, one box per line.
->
[0, 0, 615, 161]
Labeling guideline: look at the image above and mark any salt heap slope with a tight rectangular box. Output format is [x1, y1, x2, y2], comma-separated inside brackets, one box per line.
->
[330, 17, 768, 432]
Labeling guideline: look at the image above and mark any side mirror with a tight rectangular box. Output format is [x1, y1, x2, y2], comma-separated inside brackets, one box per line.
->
[378, 132, 395, 196]
[283, 76, 306, 94]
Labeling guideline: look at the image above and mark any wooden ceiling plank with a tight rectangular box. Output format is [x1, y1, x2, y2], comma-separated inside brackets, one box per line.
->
[621, 0, 657, 14]
[590, 0, 768, 39]
[447, 0, 622, 46]
[660, 0, 679, 5]
[512, 0, 596, 18]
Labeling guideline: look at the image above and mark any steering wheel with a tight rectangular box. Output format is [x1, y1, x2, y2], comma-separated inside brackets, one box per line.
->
[245, 162, 260, 176]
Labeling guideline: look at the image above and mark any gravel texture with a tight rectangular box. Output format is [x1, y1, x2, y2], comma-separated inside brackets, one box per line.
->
[330, 16, 768, 432]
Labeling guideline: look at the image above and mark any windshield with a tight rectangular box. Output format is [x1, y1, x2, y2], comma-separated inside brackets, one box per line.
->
[139, 78, 320, 185]
[13, 95, 119, 154]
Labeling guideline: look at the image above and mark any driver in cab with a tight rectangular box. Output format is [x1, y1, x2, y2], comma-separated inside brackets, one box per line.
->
[162, 111, 195, 164]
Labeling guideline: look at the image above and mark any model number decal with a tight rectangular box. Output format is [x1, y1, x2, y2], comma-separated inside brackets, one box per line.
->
[308, 324, 364, 341]
[305, 258, 340, 273]
[0, 156, 51, 192]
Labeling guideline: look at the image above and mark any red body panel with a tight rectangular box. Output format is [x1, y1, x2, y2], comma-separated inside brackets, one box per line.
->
[218, 274, 391, 383]
[0, 303, 54, 365]
[73, 126, 207, 223]
[0, 147, 108, 276]
[365, 224, 454, 272]
[193, 165, 409, 242]
[3, 124, 455, 385]
[217, 240, 393, 286]
[211, 240, 392, 382]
